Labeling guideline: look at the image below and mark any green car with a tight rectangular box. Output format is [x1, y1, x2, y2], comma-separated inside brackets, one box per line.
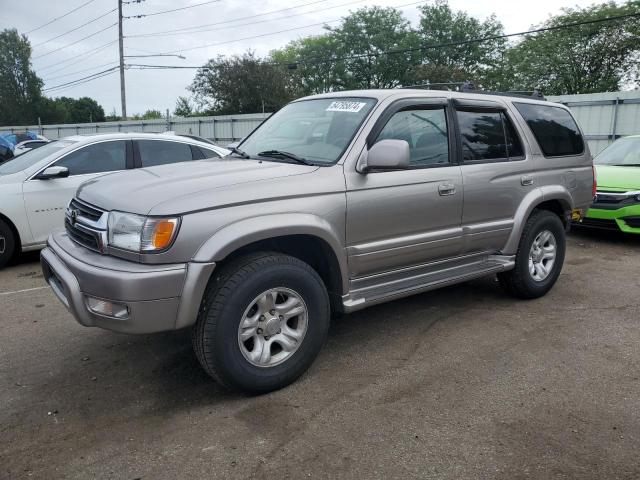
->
[582, 135, 640, 232]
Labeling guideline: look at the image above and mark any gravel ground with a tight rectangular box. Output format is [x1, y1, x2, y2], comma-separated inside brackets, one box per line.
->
[1, 229, 639, 480]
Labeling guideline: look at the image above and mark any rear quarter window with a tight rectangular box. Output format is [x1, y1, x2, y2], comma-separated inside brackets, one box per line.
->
[514, 103, 584, 157]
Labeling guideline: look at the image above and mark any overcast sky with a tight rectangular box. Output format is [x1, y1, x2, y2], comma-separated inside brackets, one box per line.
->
[3, 0, 602, 116]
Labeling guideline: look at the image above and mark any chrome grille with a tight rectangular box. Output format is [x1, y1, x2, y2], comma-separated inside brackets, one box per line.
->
[69, 198, 103, 222]
[65, 198, 107, 253]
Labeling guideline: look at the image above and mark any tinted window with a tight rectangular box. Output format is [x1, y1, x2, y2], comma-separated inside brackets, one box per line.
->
[57, 141, 126, 176]
[514, 103, 583, 157]
[0, 140, 76, 175]
[457, 110, 507, 161]
[504, 113, 524, 158]
[138, 140, 193, 167]
[199, 147, 220, 159]
[457, 110, 524, 161]
[26, 141, 47, 149]
[376, 108, 449, 167]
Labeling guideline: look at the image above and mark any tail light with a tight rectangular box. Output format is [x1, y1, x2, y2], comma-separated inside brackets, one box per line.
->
[592, 165, 597, 198]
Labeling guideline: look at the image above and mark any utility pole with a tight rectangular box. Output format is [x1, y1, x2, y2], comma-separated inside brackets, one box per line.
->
[118, 0, 127, 119]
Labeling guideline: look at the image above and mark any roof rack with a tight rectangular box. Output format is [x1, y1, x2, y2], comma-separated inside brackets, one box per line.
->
[399, 81, 546, 100]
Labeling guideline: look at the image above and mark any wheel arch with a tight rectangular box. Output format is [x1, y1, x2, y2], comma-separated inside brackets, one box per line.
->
[502, 186, 573, 255]
[0, 211, 21, 255]
[193, 214, 349, 300]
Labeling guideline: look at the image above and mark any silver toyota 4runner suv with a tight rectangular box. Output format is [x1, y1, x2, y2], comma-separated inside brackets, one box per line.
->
[41, 89, 595, 393]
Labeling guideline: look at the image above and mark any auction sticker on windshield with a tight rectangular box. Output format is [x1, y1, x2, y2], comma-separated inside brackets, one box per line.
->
[326, 101, 367, 113]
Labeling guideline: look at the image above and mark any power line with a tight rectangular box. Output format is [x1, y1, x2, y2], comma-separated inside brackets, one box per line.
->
[32, 8, 117, 48]
[126, 0, 331, 36]
[37, 40, 118, 74]
[127, 0, 371, 39]
[160, 0, 424, 54]
[124, 0, 221, 19]
[24, 0, 99, 34]
[43, 61, 120, 82]
[130, 10, 640, 70]
[287, 10, 640, 67]
[164, 19, 343, 54]
[33, 23, 118, 60]
[45, 69, 119, 94]
[43, 66, 120, 92]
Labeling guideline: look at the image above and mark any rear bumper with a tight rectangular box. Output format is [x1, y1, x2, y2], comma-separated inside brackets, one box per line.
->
[580, 205, 640, 233]
[41, 231, 215, 334]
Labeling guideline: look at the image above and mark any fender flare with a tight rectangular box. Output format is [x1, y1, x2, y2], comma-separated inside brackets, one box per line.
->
[502, 186, 573, 255]
[192, 213, 349, 293]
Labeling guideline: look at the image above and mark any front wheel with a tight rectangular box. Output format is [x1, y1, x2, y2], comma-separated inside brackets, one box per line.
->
[499, 210, 566, 299]
[0, 220, 16, 269]
[192, 252, 330, 394]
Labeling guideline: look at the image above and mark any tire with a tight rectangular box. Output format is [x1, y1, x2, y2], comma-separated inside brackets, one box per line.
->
[192, 252, 330, 394]
[0, 220, 16, 269]
[498, 210, 566, 299]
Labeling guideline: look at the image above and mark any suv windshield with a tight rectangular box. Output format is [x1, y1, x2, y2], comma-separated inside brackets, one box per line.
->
[595, 137, 640, 166]
[239, 98, 376, 165]
[0, 140, 76, 175]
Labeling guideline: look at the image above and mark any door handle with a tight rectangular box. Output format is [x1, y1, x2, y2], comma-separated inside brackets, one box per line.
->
[438, 183, 456, 196]
[521, 175, 534, 186]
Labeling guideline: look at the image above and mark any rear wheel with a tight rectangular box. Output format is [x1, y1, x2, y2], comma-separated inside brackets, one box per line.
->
[499, 210, 566, 299]
[0, 220, 16, 269]
[192, 252, 330, 394]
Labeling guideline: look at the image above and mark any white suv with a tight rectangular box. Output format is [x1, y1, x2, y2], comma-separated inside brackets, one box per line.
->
[0, 132, 229, 268]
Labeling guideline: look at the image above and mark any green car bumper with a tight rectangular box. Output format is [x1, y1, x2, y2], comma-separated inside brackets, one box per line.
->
[583, 205, 640, 233]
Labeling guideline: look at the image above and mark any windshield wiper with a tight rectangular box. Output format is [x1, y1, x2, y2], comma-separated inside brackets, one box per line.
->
[228, 146, 250, 159]
[257, 150, 313, 166]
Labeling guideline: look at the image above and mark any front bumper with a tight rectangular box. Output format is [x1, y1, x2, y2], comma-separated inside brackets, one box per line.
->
[41, 231, 215, 334]
[581, 205, 640, 233]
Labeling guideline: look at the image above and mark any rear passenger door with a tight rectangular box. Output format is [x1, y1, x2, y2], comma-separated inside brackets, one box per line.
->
[453, 99, 534, 254]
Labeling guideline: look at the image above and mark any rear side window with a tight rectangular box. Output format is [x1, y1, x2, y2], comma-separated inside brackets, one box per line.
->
[57, 141, 126, 176]
[138, 140, 194, 167]
[514, 103, 584, 157]
[456, 110, 524, 161]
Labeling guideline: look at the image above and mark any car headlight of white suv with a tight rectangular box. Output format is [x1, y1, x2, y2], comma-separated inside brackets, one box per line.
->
[107, 211, 180, 253]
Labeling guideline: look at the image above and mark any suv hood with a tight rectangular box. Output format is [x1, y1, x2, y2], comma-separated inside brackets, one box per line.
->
[595, 165, 640, 191]
[77, 159, 319, 215]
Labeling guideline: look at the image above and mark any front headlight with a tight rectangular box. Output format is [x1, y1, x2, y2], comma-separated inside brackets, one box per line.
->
[108, 211, 180, 253]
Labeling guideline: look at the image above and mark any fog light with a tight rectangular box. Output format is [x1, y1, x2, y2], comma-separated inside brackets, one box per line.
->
[86, 296, 129, 319]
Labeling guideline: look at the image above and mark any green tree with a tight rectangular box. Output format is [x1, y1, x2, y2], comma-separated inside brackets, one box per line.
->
[501, 1, 640, 94]
[174, 96, 193, 116]
[410, 0, 506, 88]
[271, 34, 346, 95]
[326, 6, 420, 89]
[189, 51, 295, 114]
[67, 97, 105, 123]
[0, 29, 43, 126]
[132, 109, 163, 120]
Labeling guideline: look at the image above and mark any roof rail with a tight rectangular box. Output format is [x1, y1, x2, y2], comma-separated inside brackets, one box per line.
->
[460, 81, 546, 100]
[399, 81, 546, 100]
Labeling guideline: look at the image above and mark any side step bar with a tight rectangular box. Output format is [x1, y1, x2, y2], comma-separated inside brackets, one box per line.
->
[342, 254, 515, 313]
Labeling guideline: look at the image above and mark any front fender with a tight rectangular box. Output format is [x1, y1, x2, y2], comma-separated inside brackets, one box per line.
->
[192, 213, 349, 293]
[502, 186, 573, 255]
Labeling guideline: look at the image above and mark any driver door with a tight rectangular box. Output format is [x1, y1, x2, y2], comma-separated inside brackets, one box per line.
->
[345, 98, 463, 278]
[22, 140, 132, 244]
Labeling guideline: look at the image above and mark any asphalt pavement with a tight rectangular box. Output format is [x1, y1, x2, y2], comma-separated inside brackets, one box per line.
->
[1, 229, 639, 479]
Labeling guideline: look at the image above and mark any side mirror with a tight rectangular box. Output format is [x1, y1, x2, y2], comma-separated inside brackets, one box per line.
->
[358, 139, 410, 173]
[36, 166, 69, 180]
